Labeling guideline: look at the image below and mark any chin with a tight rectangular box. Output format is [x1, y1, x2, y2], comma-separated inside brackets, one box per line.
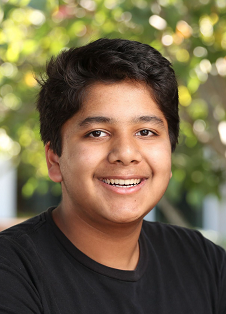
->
[106, 209, 146, 225]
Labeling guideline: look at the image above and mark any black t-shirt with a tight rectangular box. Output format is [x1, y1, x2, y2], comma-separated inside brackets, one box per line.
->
[0, 207, 225, 314]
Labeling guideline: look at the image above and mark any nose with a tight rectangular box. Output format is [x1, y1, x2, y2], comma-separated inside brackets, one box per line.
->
[107, 136, 142, 166]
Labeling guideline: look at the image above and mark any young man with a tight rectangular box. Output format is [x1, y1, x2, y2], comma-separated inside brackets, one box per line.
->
[0, 38, 225, 313]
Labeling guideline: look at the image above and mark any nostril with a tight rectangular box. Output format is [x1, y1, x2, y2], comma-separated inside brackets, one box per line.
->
[107, 146, 142, 165]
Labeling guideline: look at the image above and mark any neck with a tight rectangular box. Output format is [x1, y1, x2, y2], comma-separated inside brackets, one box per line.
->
[52, 205, 143, 270]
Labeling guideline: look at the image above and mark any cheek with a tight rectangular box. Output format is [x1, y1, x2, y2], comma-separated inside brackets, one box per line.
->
[62, 144, 106, 174]
[145, 143, 171, 173]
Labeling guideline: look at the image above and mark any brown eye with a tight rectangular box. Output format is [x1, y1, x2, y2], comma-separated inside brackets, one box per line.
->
[87, 130, 108, 138]
[140, 130, 149, 136]
[136, 129, 154, 136]
[91, 131, 102, 137]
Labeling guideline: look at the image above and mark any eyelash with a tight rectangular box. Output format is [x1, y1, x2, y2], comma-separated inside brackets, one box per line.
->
[85, 129, 157, 138]
[136, 129, 157, 137]
[85, 130, 109, 138]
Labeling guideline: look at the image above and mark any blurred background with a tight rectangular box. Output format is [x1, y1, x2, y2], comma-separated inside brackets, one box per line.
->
[0, 0, 226, 247]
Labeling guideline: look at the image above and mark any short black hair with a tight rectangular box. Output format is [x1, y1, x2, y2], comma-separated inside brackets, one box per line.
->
[37, 38, 179, 155]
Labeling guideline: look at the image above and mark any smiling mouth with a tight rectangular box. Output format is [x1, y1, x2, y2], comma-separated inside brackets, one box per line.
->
[101, 178, 142, 188]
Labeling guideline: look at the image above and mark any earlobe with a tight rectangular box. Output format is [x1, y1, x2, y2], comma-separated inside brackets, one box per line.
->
[45, 143, 62, 183]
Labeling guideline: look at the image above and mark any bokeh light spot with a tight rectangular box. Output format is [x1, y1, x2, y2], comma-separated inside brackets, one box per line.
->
[149, 15, 167, 30]
[193, 46, 208, 57]
[216, 58, 226, 76]
[178, 86, 191, 106]
[162, 34, 173, 46]
[176, 20, 192, 38]
[218, 121, 226, 145]
[29, 10, 46, 26]
[176, 49, 190, 63]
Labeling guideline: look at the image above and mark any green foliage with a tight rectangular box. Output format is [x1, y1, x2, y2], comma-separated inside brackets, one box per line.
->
[1, 0, 226, 211]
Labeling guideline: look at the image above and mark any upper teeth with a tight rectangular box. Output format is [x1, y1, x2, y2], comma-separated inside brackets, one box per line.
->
[102, 179, 141, 185]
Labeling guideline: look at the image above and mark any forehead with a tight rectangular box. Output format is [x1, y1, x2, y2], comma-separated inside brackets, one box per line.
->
[61, 80, 169, 136]
[79, 81, 164, 119]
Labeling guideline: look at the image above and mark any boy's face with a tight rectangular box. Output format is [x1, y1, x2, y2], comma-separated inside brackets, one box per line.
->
[46, 81, 172, 227]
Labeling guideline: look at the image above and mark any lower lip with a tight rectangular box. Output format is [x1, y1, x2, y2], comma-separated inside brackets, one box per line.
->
[98, 179, 146, 195]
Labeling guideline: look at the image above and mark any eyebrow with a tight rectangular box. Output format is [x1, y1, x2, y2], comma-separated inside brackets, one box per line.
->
[79, 116, 113, 127]
[79, 115, 165, 128]
[133, 115, 165, 126]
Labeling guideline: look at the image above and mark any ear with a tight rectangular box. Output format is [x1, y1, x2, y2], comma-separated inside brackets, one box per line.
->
[45, 142, 62, 183]
[170, 171, 172, 179]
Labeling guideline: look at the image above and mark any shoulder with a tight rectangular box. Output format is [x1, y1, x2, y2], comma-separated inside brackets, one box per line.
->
[142, 219, 224, 248]
[0, 212, 51, 313]
[142, 220, 226, 267]
[1, 211, 44, 234]
[0, 210, 46, 242]
[0, 209, 51, 267]
[142, 220, 226, 313]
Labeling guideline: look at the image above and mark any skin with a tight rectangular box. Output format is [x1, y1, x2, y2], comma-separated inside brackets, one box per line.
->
[45, 80, 172, 270]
